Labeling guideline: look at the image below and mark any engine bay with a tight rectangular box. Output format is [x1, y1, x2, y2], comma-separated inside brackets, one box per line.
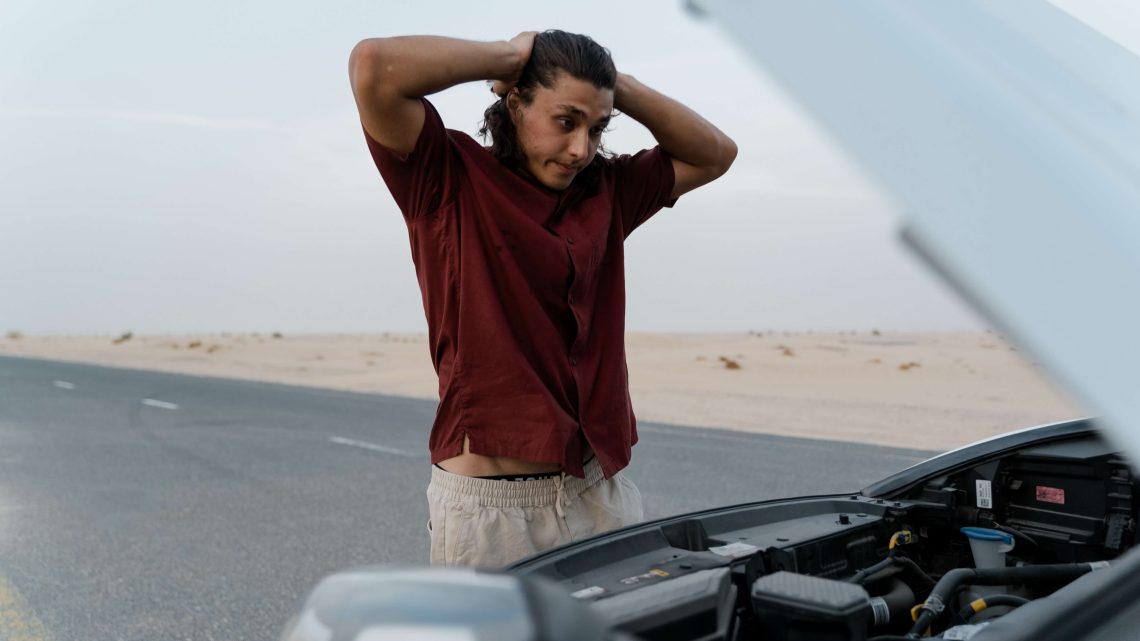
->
[509, 427, 1137, 640]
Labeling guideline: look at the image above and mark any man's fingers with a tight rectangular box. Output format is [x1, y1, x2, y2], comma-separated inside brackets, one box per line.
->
[490, 79, 511, 97]
[511, 30, 538, 56]
[490, 31, 536, 98]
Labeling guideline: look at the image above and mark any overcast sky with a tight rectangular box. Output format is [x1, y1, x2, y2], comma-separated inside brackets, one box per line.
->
[2, 0, 1134, 335]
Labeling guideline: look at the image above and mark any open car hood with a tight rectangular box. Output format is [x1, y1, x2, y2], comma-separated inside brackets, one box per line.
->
[688, 0, 1140, 467]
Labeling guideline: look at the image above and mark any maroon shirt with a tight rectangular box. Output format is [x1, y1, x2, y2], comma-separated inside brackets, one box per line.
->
[365, 99, 675, 478]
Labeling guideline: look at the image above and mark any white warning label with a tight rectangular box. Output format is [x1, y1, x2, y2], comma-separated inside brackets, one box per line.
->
[708, 541, 760, 559]
[570, 586, 606, 599]
[976, 480, 993, 509]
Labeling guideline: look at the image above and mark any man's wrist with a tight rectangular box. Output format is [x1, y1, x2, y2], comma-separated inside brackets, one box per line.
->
[614, 73, 641, 113]
[486, 39, 523, 81]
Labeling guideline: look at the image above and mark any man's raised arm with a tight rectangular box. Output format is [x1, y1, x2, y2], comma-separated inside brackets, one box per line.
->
[614, 73, 737, 199]
[348, 33, 535, 156]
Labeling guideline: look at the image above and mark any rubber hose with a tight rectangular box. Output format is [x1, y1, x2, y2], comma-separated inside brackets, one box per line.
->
[891, 555, 937, 592]
[956, 594, 1031, 622]
[874, 578, 915, 627]
[848, 556, 896, 584]
[850, 555, 936, 593]
[906, 563, 1100, 638]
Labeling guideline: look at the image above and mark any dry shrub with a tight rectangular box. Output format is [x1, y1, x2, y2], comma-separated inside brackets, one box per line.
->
[188, 341, 202, 349]
[718, 356, 742, 370]
[112, 331, 133, 345]
[898, 361, 922, 371]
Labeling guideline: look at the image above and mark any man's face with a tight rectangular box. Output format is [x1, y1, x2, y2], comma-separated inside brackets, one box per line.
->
[509, 71, 614, 191]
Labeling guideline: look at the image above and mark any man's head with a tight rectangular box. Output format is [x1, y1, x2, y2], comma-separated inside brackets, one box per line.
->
[481, 30, 617, 191]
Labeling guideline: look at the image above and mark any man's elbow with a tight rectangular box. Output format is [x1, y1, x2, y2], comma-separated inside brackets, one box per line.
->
[712, 134, 738, 179]
[348, 39, 381, 90]
[349, 38, 406, 96]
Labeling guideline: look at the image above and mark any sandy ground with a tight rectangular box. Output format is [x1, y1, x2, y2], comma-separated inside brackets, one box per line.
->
[0, 331, 1086, 451]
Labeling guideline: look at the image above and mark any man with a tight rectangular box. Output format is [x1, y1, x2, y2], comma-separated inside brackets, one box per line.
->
[349, 30, 736, 567]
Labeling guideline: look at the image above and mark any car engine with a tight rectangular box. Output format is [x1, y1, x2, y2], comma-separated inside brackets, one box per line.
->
[510, 429, 1137, 640]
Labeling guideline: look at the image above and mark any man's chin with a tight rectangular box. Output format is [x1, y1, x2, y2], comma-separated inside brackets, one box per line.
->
[538, 174, 574, 191]
[522, 163, 576, 190]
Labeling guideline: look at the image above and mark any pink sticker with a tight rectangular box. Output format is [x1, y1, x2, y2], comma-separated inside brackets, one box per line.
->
[1036, 486, 1065, 505]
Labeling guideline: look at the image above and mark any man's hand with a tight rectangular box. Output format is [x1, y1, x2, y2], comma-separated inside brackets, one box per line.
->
[490, 31, 538, 97]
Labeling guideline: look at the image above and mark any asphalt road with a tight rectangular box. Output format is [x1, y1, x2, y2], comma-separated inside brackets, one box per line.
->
[0, 355, 934, 641]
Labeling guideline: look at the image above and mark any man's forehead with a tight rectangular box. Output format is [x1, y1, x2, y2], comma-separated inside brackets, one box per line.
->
[531, 74, 614, 119]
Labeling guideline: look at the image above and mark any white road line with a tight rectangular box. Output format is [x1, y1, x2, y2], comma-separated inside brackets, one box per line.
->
[141, 398, 180, 410]
[53, 380, 76, 390]
[329, 436, 416, 457]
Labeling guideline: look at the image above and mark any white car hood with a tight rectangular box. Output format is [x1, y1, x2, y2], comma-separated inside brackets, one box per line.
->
[693, 0, 1140, 460]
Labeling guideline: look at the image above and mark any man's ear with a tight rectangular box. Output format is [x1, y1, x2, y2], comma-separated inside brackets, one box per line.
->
[507, 89, 522, 122]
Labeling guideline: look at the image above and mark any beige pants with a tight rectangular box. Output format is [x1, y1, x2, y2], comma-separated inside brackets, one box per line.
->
[426, 459, 645, 568]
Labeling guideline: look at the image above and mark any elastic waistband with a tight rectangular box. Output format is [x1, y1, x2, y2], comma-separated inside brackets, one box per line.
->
[475, 469, 561, 482]
[428, 458, 607, 508]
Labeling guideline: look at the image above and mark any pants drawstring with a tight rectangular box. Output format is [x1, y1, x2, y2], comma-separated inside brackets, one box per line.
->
[554, 473, 567, 519]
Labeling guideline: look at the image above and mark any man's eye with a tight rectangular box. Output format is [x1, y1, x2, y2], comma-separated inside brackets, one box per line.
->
[590, 127, 604, 137]
[558, 118, 574, 129]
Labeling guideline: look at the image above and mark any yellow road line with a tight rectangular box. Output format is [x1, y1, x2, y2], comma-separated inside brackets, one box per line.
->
[0, 575, 50, 641]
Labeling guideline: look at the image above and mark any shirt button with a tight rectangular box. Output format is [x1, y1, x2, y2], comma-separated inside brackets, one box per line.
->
[568, 295, 575, 304]
[566, 237, 575, 245]
[570, 357, 578, 366]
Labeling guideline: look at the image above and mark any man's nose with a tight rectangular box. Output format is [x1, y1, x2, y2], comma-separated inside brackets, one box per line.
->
[567, 130, 589, 160]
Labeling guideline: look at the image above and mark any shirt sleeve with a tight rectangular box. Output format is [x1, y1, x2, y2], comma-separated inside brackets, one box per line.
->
[612, 146, 678, 237]
[363, 98, 461, 220]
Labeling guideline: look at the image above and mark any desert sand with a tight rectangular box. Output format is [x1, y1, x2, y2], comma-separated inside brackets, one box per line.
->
[0, 331, 1085, 452]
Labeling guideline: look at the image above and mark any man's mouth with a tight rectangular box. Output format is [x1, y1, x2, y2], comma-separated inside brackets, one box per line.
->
[552, 162, 580, 176]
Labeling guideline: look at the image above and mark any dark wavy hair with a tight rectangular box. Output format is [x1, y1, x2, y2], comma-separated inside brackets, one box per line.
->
[479, 30, 617, 188]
